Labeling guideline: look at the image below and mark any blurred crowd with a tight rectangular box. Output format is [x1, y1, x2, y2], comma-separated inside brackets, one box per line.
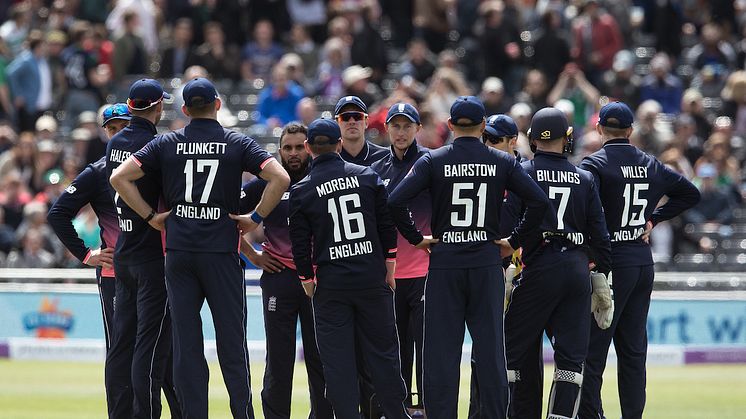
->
[0, 0, 745, 270]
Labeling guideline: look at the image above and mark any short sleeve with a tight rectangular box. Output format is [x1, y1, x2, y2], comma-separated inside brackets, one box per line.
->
[241, 135, 273, 176]
[132, 137, 162, 175]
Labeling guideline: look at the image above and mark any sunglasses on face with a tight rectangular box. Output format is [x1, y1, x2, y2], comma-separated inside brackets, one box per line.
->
[102, 104, 130, 120]
[336, 111, 367, 122]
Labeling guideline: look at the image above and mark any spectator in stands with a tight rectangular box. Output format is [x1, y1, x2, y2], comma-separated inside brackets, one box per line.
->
[413, 0, 451, 52]
[296, 97, 318, 126]
[695, 132, 743, 201]
[690, 64, 727, 103]
[571, 0, 623, 86]
[75, 111, 108, 165]
[159, 18, 198, 78]
[686, 23, 737, 73]
[241, 19, 285, 81]
[681, 88, 713, 141]
[194, 21, 241, 81]
[631, 99, 671, 155]
[398, 38, 437, 85]
[5, 227, 55, 268]
[288, 24, 320, 80]
[347, 2, 388, 83]
[477, 0, 522, 86]
[257, 64, 304, 128]
[33, 169, 65, 208]
[415, 104, 449, 149]
[640, 53, 683, 115]
[5, 30, 53, 132]
[532, 9, 571, 86]
[14, 200, 63, 264]
[720, 70, 746, 138]
[509, 102, 533, 158]
[112, 11, 148, 80]
[515, 69, 550, 113]
[672, 113, 705, 167]
[0, 171, 31, 230]
[600, 50, 641, 109]
[0, 132, 36, 187]
[105, 0, 159, 55]
[31, 139, 61, 194]
[683, 164, 737, 245]
[44, 30, 68, 110]
[660, 147, 695, 182]
[279, 53, 310, 93]
[286, 0, 326, 44]
[423, 67, 471, 122]
[316, 37, 348, 100]
[0, 3, 31, 57]
[0, 38, 14, 121]
[61, 22, 107, 131]
[547, 63, 600, 129]
[0, 206, 16, 255]
[342, 65, 382, 109]
[0, 122, 17, 154]
[480, 77, 512, 115]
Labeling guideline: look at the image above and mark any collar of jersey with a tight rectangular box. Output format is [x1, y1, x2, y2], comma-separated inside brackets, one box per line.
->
[129, 116, 158, 134]
[534, 150, 567, 160]
[311, 152, 343, 167]
[390, 139, 420, 164]
[341, 140, 369, 161]
[454, 136, 482, 144]
[603, 138, 631, 147]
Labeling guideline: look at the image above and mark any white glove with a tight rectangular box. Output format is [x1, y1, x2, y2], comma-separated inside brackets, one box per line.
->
[504, 264, 517, 305]
[591, 272, 614, 329]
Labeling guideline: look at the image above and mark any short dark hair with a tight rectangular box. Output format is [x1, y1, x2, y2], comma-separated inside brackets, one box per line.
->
[308, 138, 337, 155]
[600, 118, 630, 138]
[185, 97, 215, 117]
[279, 123, 307, 146]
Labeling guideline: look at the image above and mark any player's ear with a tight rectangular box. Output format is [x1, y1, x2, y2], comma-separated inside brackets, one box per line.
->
[446, 118, 454, 132]
[479, 119, 486, 134]
[181, 105, 190, 118]
[626, 126, 633, 138]
[595, 122, 602, 136]
[303, 140, 312, 155]
[335, 140, 343, 153]
[416, 123, 422, 134]
[215, 97, 222, 112]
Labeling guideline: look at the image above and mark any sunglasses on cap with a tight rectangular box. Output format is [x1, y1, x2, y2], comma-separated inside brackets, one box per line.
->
[336, 111, 367, 122]
[126, 97, 163, 111]
[103, 103, 130, 120]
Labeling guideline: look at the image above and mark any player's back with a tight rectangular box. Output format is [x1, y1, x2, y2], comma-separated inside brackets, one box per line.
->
[426, 137, 519, 268]
[134, 119, 271, 253]
[580, 138, 698, 266]
[290, 153, 392, 288]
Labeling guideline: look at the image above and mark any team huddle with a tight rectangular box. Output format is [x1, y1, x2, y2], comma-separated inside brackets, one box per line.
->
[48, 77, 701, 419]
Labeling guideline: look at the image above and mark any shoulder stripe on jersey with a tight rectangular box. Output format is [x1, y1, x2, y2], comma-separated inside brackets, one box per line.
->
[132, 156, 143, 167]
[259, 157, 274, 170]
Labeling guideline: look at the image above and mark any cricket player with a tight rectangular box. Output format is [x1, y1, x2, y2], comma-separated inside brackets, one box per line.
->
[579, 102, 701, 419]
[336, 95, 388, 166]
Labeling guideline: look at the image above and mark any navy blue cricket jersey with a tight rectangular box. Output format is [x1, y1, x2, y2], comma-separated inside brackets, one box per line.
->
[105, 116, 163, 264]
[371, 140, 432, 279]
[499, 151, 525, 238]
[289, 153, 397, 289]
[388, 136, 550, 269]
[580, 138, 701, 267]
[134, 118, 273, 253]
[340, 141, 388, 166]
[240, 177, 296, 269]
[48, 157, 120, 277]
[518, 151, 612, 273]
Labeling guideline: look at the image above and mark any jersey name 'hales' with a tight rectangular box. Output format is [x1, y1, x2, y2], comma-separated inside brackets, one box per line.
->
[443, 164, 497, 177]
[535, 170, 581, 184]
[109, 149, 131, 164]
[316, 176, 360, 197]
[620, 166, 648, 178]
[175, 142, 227, 155]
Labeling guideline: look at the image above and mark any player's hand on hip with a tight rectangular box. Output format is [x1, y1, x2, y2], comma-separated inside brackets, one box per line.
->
[494, 239, 516, 259]
[229, 213, 260, 234]
[85, 247, 114, 267]
[415, 236, 439, 254]
[148, 210, 170, 231]
[301, 280, 316, 298]
[248, 250, 284, 273]
[640, 220, 654, 244]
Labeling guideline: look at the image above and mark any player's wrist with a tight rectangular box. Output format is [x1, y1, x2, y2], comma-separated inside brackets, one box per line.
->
[249, 210, 264, 224]
[143, 209, 156, 222]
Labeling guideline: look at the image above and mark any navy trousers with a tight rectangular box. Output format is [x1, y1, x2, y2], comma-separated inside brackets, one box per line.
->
[97, 269, 115, 351]
[312, 283, 410, 418]
[105, 258, 177, 419]
[259, 268, 333, 419]
[504, 248, 590, 419]
[579, 264, 655, 419]
[424, 266, 508, 419]
[394, 277, 425, 406]
[166, 250, 254, 419]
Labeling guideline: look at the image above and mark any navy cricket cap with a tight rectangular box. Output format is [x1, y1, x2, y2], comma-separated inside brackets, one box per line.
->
[485, 114, 518, 137]
[386, 103, 421, 124]
[101, 103, 131, 127]
[127, 79, 170, 110]
[528, 107, 572, 141]
[183, 78, 219, 107]
[599, 101, 634, 128]
[307, 118, 341, 144]
[450, 96, 486, 126]
[334, 95, 368, 115]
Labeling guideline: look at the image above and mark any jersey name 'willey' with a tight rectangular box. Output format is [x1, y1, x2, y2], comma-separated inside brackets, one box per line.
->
[174, 142, 227, 221]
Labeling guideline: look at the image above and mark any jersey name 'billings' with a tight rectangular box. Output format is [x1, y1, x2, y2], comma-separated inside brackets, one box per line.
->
[536, 169, 581, 184]
[109, 149, 131, 164]
[175, 204, 221, 220]
[443, 163, 496, 177]
[176, 142, 227, 155]
[316, 176, 360, 197]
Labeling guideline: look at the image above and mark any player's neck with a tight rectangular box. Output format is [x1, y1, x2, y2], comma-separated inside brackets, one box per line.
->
[342, 137, 365, 157]
[394, 145, 409, 160]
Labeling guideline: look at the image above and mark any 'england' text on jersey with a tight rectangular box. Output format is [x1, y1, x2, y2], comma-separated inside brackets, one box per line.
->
[316, 176, 360, 197]
[612, 226, 646, 242]
[109, 149, 131, 164]
[620, 166, 648, 178]
[441, 230, 488, 243]
[443, 164, 497, 177]
[329, 240, 373, 260]
[175, 142, 227, 155]
[536, 169, 581, 184]
[175, 204, 221, 220]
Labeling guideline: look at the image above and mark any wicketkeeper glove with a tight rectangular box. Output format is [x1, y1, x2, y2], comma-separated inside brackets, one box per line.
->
[504, 264, 517, 307]
[591, 272, 614, 329]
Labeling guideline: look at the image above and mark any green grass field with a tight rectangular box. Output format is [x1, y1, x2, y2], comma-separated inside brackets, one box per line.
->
[1, 360, 745, 418]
